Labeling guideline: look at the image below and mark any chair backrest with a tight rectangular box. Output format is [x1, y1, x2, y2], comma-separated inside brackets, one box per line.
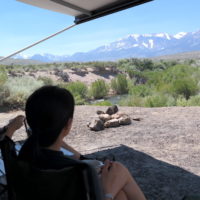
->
[0, 139, 103, 200]
[11, 161, 103, 200]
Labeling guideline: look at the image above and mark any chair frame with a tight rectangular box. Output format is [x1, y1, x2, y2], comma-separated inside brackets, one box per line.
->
[0, 138, 103, 200]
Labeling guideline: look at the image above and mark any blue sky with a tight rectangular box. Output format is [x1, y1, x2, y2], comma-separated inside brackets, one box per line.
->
[1, 0, 200, 57]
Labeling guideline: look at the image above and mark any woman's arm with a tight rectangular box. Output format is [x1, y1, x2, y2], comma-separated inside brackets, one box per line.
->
[5, 115, 25, 139]
[0, 115, 25, 163]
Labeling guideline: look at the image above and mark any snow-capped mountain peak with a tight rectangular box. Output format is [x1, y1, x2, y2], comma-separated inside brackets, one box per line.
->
[130, 34, 140, 41]
[14, 53, 30, 59]
[10, 30, 200, 62]
[155, 33, 171, 40]
[142, 33, 152, 37]
[173, 32, 187, 39]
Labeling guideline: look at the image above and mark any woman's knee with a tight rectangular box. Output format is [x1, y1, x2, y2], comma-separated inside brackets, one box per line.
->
[113, 162, 133, 181]
[114, 162, 128, 172]
[114, 190, 128, 200]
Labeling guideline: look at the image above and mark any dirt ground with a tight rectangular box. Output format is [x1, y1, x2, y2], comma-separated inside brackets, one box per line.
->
[0, 106, 200, 200]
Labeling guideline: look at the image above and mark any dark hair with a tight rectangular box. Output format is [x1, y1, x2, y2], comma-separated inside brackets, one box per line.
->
[25, 85, 75, 147]
[18, 86, 75, 164]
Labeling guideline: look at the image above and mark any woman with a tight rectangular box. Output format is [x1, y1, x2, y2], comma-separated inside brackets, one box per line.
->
[4, 86, 146, 200]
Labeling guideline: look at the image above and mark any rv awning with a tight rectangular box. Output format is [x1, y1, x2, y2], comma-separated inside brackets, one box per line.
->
[17, 0, 153, 24]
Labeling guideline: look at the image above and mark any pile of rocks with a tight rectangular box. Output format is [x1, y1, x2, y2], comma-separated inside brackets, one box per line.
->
[87, 105, 131, 131]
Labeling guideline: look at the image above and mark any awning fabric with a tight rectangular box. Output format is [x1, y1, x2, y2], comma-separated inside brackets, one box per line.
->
[17, 0, 153, 24]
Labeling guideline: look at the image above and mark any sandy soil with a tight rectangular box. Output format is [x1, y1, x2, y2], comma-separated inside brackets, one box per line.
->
[0, 106, 200, 200]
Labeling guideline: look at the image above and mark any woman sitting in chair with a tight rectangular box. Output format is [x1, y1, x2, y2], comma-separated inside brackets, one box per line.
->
[4, 85, 146, 200]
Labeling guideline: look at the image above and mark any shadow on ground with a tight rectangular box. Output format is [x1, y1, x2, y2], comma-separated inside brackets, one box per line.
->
[87, 145, 200, 200]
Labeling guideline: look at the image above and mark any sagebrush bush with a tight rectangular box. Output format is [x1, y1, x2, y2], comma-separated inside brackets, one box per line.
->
[60, 81, 88, 99]
[111, 74, 128, 95]
[2, 77, 44, 108]
[128, 84, 151, 97]
[0, 67, 7, 86]
[119, 95, 144, 107]
[144, 94, 176, 107]
[187, 95, 200, 106]
[176, 96, 188, 107]
[171, 78, 198, 100]
[90, 79, 108, 99]
[37, 76, 54, 85]
[74, 95, 86, 105]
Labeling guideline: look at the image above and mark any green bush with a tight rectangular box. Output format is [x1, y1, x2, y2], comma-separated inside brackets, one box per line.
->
[176, 96, 188, 106]
[144, 94, 176, 107]
[119, 95, 144, 107]
[60, 81, 88, 99]
[93, 100, 112, 106]
[38, 76, 54, 85]
[74, 95, 86, 105]
[171, 78, 198, 100]
[0, 67, 7, 86]
[129, 84, 151, 97]
[187, 95, 200, 106]
[3, 77, 44, 108]
[111, 74, 128, 95]
[90, 79, 108, 99]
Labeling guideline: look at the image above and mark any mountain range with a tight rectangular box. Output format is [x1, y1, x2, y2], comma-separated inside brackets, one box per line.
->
[13, 30, 200, 62]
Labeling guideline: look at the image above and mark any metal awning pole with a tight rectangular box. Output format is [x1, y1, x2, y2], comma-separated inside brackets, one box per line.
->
[0, 23, 77, 62]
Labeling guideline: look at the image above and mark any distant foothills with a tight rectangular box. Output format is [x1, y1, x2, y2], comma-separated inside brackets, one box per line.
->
[5, 29, 200, 63]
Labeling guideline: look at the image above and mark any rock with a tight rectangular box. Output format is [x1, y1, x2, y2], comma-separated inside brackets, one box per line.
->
[86, 122, 90, 127]
[104, 119, 120, 128]
[88, 119, 104, 131]
[96, 110, 105, 115]
[99, 114, 111, 122]
[111, 112, 126, 119]
[119, 116, 132, 125]
[132, 118, 142, 121]
[54, 69, 70, 82]
[106, 105, 119, 115]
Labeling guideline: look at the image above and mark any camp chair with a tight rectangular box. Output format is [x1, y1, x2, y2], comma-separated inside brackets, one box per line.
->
[0, 138, 103, 200]
[10, 161, 103, 200]
[183, 196, 200, 200]
[0, 151, 7, 198]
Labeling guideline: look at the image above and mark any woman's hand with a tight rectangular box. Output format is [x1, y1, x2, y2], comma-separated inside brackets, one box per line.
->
[100, 160, 128, 198]
[6, 115, 25, 138]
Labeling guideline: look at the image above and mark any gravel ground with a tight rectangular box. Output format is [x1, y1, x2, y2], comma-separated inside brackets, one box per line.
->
[0, 106, 200, 200]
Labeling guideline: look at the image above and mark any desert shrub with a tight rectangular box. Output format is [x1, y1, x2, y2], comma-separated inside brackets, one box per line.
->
[0, 67, 7, 86]
[144, 94, 176, 107]
[111, 74, 128, 95]
[3, 77, 44, 108]
[187, 95, 200, 106]
[162, 65, 194, 83]
[37, 76, 54, 85]
[90, 79, 109, 99]
[74, 95, 86, 105]
[171, 78, 198, 100]
[176, 96, 188, 106]
[118, 58, 156, 72]
[119, 95, 144, 107]
[145, 71, 163, 88]
[93, 100, 112, 106]
[60, 81, 88, 99]
[129, 84, 151, 97]
[0, 68, 8, 104]
[137, 59, 154, 71]
[92, 62, 106, 72]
